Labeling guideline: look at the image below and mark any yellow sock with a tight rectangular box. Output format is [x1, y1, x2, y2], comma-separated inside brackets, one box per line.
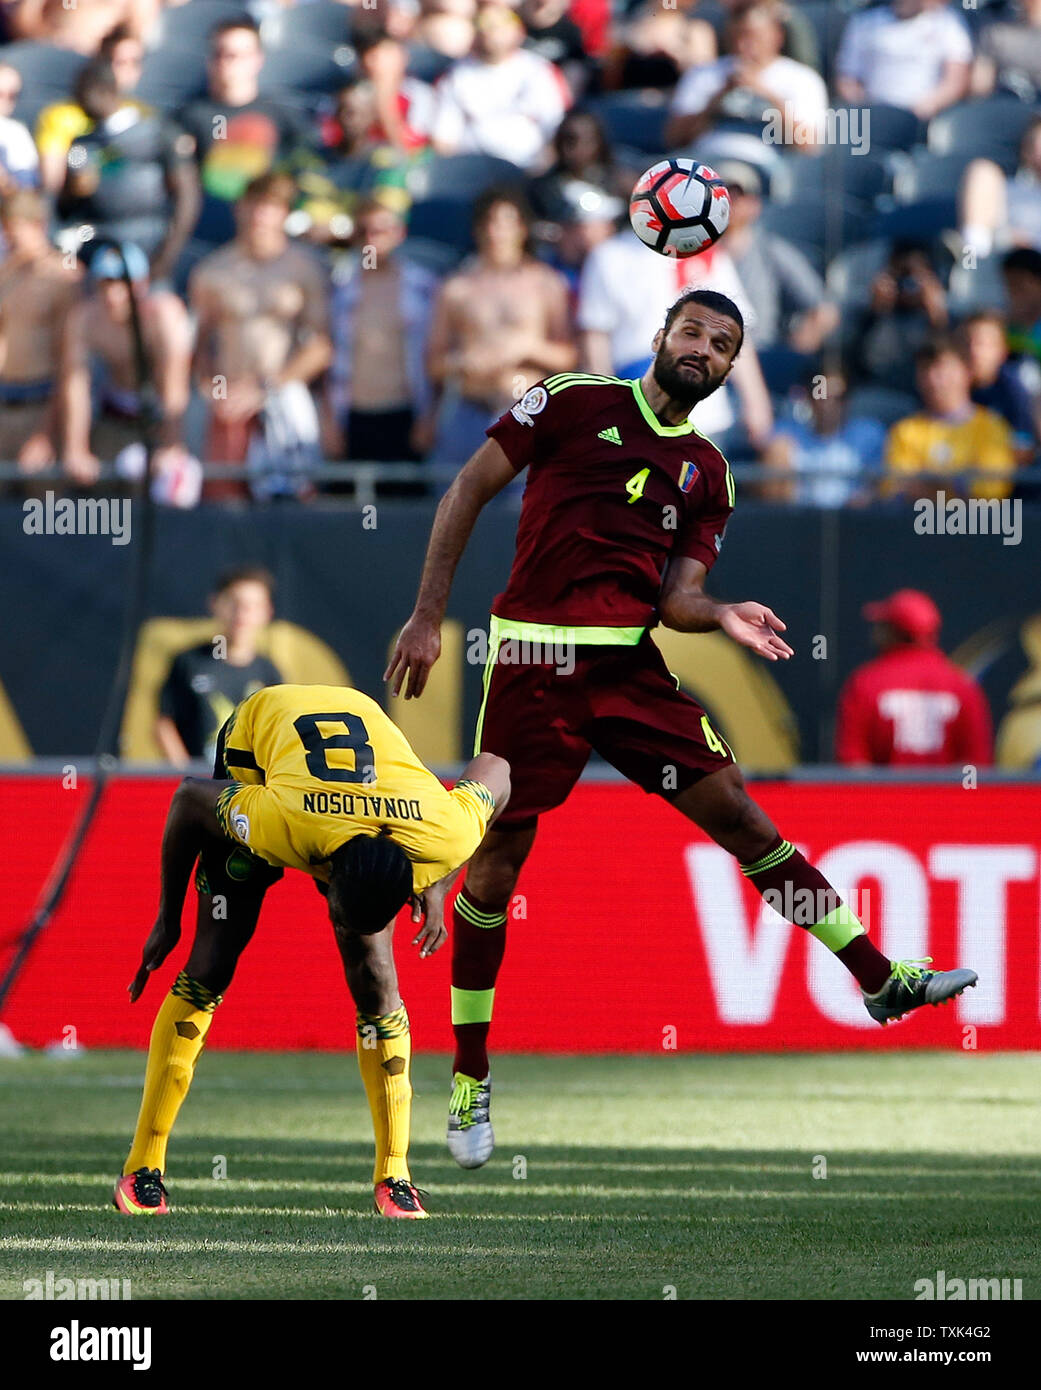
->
[124, 972, 221, 1176]
[355, 1004, 412, 1184]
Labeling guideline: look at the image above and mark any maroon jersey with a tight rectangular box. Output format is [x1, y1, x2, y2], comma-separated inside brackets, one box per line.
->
[486, 374, 734, 630]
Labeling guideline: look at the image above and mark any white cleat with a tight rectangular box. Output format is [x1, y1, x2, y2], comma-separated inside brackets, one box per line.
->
[447, 1072, 494, 1168]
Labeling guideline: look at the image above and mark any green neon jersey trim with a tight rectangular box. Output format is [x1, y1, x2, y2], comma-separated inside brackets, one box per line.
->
[490, 615, 645, 646]
[629, 378, 695, 436]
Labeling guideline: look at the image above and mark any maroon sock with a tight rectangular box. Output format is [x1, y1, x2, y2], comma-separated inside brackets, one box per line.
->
[741, 834, 891, 993]
[451, 887, 508, 1079]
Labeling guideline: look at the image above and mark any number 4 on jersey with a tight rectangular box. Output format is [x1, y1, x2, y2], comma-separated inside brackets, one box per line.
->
[625, 467, 650, 504]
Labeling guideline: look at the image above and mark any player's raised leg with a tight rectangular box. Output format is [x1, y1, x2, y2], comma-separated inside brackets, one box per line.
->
[114, 839, 272, 1216]
[672, 763, 978, 1023]
[448, 820, 537, 1167]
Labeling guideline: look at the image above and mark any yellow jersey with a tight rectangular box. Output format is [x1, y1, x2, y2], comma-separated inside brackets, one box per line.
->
[884, 407, 1015, 500]
[212, 685, 496, 894]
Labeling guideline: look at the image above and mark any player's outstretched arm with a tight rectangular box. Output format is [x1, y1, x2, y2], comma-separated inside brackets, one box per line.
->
[128, 778, 234, 1001]
[385, 439, 519, 699]
[658, 557, 794, 662]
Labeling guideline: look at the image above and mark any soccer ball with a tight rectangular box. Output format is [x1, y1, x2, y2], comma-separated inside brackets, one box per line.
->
[628, 158, 731, 258]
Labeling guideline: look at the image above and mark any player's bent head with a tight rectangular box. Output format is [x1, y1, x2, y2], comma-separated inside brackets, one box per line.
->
[327, 832, 414, 936]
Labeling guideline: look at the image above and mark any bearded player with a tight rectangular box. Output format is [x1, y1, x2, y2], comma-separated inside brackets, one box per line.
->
[113, 684, 509, 1215]
[386, 288, 978, 1169]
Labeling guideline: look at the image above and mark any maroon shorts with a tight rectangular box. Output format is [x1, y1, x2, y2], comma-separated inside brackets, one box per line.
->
[475, 630, 735, 827]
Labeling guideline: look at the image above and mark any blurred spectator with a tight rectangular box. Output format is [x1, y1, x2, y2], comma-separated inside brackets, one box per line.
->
[762, 367, 885, 506]
[8, 0, 159, 53]
[527, 107, 628, 220]
[353, 27, 436, 152]
[836, 589, 992, 767]
[853, 240, 949, 391]
[712, 158, 838, 353]
[521, 0, 591, 97]
[414, 0, 477, 59]
[603, 0, 716, 92]
[176, 15, 314, 246]
[577, 230, 773, 455]
[58, 60, 199, 283]
[567, 0, 610, 61]
[190, 173, 332, 501]
[0, 61, 39, 193]
[971, 0, 1041, 98]
[156, 565, 282, 767]
[427, 186, 576, 465]
[535, 180, 623, 301]
[58, 241, 191, 486]
[327, 199, 438, 474]
[666, 0, 827, 153]
[835, 0, 971, 120]
[957, 310, 1038, 464]
[960, 115, 1041, 260]
[884, 335, 1015, 500]
[35, 23, 148, 194]
[431, 2, 569, 168]
[1002, 245, 1041, 370]
[0, 189, 81, 482]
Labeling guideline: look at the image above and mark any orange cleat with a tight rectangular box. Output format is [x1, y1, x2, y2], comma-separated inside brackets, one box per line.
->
[112, 1167, 169, 1216]
[374, 1177, 429, 1218]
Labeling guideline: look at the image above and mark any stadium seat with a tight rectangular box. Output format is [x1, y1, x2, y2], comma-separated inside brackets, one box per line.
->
[139, 47, 208, 114]
[258, 44, 357, 108]
[870, 198, 957, 243]
[850, 104, 924, 154]
[770, 147, 891, 212]
[147, 0, 248, 52]
[756, 346, 816, 395]
[759, 197, 871, 276]
[6, 43, 87, 128]
[947, 252, 1009, 316]
[406, 197, 477, 254]
[927, 96, 1036, 172]
[259, 1, 354, 51]
[406, 154, 525, 201]
[401, 236, 465, 277]
[585, 90, 670, 156]
[406, 46, 455, 85]
[890, 149, 972, 204]
[845, 385, 919, 428]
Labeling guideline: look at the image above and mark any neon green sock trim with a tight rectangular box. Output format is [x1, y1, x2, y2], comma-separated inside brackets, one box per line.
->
[456, 894, 507, 929]
[811, 904, 865, 952]
[451, 986, 495, 1026]
[741, 840, 795, 877]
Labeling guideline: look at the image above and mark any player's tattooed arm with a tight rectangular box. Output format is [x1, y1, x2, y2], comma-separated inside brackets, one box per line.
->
[128, 778, 235, 1001]
[386, 439, 518, 699]
[658, 558, 794, 662]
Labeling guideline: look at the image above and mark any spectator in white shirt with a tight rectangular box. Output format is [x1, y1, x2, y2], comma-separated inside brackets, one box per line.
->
[835, 0, 972, 120]
[0, 63, 39, 194]
[577, 230, 773, 454]
[665, 0, 828, 154]
[431, 2, 569, 169]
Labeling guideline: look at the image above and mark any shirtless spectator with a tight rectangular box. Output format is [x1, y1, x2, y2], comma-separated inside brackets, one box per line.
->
[35, 23, 148, 194]
[0, 190, 81, 485]
[427, 186, 576, 466]
[0, 62, 39, 194]
[190, 173, 333, 501]
[431, 2, 569, 169]
[59, 242, 192, 486]
[8, 0, 159, 53]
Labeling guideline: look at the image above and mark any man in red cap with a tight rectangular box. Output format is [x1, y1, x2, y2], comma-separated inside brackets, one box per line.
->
[836, 589, 993, 766]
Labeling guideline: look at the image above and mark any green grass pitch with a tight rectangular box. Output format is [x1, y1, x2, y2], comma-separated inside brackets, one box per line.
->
[1, 1051, 1038, 1301]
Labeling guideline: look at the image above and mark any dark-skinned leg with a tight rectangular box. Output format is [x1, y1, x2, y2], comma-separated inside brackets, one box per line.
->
[451, 821, 538, 1080]
[122, 839, 276, 1180]
[671, 764, 892, 993]
[333, 919, 416, 1187]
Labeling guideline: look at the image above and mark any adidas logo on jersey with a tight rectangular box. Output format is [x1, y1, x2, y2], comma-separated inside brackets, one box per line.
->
[597, 426, 622, 445]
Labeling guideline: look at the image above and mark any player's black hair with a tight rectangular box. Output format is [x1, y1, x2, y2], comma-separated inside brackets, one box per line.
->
[212, 565, 276, 600]
[326, 831, 414, 937]
[662, 289, 745, 355]
[1002, 245, 1041, 282]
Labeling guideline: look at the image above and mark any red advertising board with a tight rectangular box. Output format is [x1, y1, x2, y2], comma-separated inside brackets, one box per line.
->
[1, 777, 1039, 1051]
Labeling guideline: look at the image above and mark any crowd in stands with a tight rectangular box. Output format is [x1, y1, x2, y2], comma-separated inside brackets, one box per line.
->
[1, 0, 1041, 505]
